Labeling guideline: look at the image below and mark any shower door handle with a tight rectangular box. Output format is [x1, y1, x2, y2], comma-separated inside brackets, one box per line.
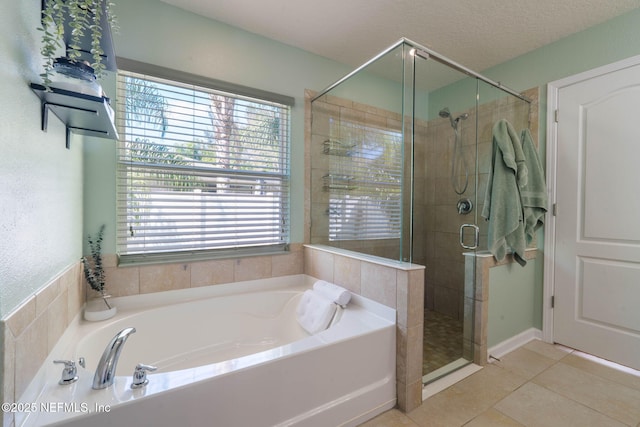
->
[460, 224, 479, 250]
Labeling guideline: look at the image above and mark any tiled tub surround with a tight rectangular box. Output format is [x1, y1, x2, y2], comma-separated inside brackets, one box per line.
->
[0, 245, 303, 427]
[17, 275, 395, 427]
[1, 263, 84, 427]
[304, 244, 425, 412]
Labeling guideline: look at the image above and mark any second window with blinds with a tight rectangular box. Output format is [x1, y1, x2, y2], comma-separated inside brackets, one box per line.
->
[116, 69, 291, 264]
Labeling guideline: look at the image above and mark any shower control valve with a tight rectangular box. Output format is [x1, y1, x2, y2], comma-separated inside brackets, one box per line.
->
[131, 363, 157, 389]
[457, 198, 473, 215]
[53, 359, 78, 385]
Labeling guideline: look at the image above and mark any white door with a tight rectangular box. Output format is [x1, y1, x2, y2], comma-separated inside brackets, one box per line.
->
[550, 57, 640, 370]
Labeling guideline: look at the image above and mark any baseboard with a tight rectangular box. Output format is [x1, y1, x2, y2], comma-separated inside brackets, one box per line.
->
[488, 328, 542, 361]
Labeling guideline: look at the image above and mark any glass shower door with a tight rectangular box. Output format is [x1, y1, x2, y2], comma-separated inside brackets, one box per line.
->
[411, 54, 480, 384]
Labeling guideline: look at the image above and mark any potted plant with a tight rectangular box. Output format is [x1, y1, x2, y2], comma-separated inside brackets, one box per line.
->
[38, 0, 117, 88]
[81, 224, 116, 321]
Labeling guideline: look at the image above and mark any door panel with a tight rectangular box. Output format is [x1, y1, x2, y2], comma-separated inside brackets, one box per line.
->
[553, 60, 640, 370]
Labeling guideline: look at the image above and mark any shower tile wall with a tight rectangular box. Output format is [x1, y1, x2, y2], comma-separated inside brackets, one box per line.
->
[310, 93, 404, 260]
[415, 88, 539, 321]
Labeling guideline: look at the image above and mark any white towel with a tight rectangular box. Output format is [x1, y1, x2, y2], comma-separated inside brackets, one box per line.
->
[296, 290, 337, 335]
[312, 280, 352, 306]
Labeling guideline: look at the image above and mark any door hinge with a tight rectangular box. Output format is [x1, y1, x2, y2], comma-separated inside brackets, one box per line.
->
[554, 109, 559, 123]
[552, 203, 557, 216]
[551, 295, 555, 308]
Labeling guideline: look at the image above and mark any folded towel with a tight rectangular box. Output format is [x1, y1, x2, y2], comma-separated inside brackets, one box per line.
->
[312, 280, 352, 306]
[520, 129, 548, 244]
[296, 290, 337, 335]
[482, 119, 527, 266]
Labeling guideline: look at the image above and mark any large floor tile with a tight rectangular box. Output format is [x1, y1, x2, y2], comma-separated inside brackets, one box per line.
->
[463, 408, 524, 427]
[491, 347, 557, 380]
[494, 382, 627, 427]
[454, 364, 527, 400]
[561, 352, 640, 393]
[407, 386, 483, 427]
[533, 362, 640, 426]
[522, 340, 573, 361]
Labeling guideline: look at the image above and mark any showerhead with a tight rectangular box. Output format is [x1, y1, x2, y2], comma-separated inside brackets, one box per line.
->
[439, 107, 468, 129]
[455, 113, 469, 123]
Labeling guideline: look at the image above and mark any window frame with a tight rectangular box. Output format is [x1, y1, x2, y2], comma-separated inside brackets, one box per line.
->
[115, 58, 294, 265]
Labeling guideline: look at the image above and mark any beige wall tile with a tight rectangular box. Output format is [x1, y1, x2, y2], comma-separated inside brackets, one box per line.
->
[46, 291, 69, 353]
[67, 264, 85, 321]
[308, 249, 334, 282]
[271, 251, 304, 277]
[104, 265, 140, 297]
[101, 253, 118, 268]
[361, 263, 397, 308]
[234, 256, 272, 282]
[406, 324, 424, 383]
[407, 270, 424, 327]
[139, 263, 191, 293]
[4, 297, 36, 338]
[14, 314, 48, 398]
[2, 322, 16, 424]
[190, 259, 235, 287]
[35, 278, 60, 317]
[396, 327, 407, 387]
[396, 271, 409, 329]
[333, 255, 361, 294]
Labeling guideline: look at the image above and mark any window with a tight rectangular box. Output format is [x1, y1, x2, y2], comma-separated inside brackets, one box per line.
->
[116, 68, 291, 263]
[326, 119, 402, 241]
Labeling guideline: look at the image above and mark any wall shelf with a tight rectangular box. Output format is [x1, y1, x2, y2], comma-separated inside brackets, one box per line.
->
[30, 83, 118, 149]
[34, 0, 118, 148]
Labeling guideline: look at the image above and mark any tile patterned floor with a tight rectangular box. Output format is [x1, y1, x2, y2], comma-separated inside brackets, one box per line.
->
[423, 310, 463, 375]
[361, 340, 640, 427]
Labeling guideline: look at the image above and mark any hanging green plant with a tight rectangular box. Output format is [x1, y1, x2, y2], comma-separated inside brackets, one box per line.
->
[38, 0, 117, 88]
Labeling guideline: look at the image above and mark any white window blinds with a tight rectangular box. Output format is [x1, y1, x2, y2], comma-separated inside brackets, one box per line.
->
[325, 120, 402, 241]
[116, 70, 291, 262]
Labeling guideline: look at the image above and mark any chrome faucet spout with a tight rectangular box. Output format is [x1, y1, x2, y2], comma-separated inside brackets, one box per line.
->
[92, 327, 136, 390]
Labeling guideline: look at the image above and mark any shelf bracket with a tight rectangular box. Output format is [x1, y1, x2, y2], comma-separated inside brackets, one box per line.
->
[42, 101, 99, 149]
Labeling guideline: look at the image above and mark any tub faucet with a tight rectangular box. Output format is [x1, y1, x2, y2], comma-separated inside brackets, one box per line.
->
[92, 327, 136, 390]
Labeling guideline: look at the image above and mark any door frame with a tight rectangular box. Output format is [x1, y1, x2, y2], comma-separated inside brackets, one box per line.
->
[543, 53, 640, 344]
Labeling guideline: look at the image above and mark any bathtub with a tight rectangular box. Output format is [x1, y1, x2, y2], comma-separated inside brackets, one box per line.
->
[17, 274, 396, 427]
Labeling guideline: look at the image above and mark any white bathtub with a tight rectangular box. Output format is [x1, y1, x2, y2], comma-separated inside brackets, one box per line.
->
[18, 275, 396, 427]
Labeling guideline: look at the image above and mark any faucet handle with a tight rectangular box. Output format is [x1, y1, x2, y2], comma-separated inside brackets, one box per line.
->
[131, 363, 157, 389]
[53, 360, 78, 385]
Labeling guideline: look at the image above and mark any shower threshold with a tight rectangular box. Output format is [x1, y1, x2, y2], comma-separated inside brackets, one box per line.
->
[422, 358, 482, 401]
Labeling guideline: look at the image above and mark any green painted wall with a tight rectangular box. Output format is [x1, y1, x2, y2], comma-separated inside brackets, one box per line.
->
[487, 255, 544, 347]
[483, 9, 640, 345]
[0, 2, 83, 318]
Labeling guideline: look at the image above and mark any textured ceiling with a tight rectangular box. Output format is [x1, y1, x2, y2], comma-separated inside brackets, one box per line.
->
[160, 0, 640, 81]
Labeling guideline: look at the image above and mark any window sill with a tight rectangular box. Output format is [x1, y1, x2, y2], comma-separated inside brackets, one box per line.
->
[117, 244, 290, 267]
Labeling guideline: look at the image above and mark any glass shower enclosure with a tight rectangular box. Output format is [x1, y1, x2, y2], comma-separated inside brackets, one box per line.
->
[309, 38, 531, 384]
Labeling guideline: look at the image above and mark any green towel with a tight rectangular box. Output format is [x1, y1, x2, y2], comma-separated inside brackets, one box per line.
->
[520, 129, 548, 243]
[482, 119, 527, 266]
